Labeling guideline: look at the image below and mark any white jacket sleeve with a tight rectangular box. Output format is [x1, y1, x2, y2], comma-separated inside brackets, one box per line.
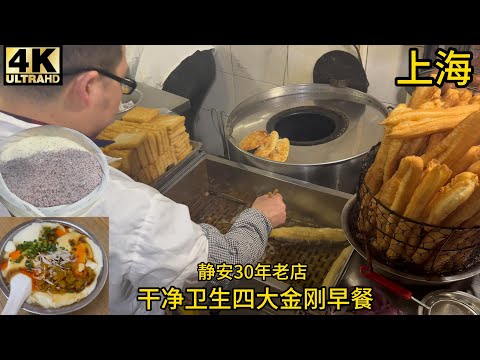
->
[88, 169, 208, 315]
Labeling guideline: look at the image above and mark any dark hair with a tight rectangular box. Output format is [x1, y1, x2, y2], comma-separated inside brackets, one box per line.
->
[0, 45, 123, 100]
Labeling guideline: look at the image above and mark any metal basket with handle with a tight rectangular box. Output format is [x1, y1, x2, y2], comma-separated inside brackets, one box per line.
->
[349, 143, 480, 279]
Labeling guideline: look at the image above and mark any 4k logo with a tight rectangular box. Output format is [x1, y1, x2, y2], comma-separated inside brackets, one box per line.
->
[4, 46, 62, 85]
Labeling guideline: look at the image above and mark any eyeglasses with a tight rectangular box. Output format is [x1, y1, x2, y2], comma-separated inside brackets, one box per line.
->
[63, 67, 137, 95]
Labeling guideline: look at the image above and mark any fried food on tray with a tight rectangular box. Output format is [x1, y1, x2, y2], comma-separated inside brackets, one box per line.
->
[254, 131, 279, 158]
[239, 130, 268, 151]
[268, 138, 290, 162]
[469, 93, 480, 105]
[372, 157, 414, 252]
[422, 111, 480, 166]
[270, 226, 346, 242]
[400, 160, 451, 259]
[411, 172, 478, 265]
[418, 99, 444, 109]
[383, 137, 429, 185]
[467, 160, 480, 174]
[388, 103, 411, 116]
[408, 86, 441, 109]
[240, 130, 291, 162]
[381, 104, 480, 126]
[399, 137, 428, 158]
[441, 88, 461, 108]
[383, 138, 405, 184]
[449, 146, 480, 177]
[322, 246, 353, 288]
[425, 132, 449, 154]
[364, 131, 392, 195]
[122, 106, 159, 123]
[388, 115, 467, 139]
[443, 166, 480, 226]
[459, 89, 473, 103]
[384, 156, 423, 259]
[358, 96, 480, 270]
[403, 160, 452, 221]
[423, 172, 478, 222]
[443, 185, 480, 227]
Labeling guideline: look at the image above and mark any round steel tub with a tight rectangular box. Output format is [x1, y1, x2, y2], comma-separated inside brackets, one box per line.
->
[225, 84, 388, 193]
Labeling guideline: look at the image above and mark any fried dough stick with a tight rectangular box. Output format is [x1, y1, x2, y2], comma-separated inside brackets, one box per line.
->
[384, 156, 424, 259]
[270, 226, 346, 242]
[372, 157, 420, 252]
[411, 172, 478, 264]
[364, 129, 391, 195]
[449, 146, 480, 178]
[430, 165, 480, 271]
[422, 111, 480, 168]
[394, 161, 452, 260]
[388, 115, 468, 139]
[381, 104, 480, 127]
[408, 87, 440, 109]
[361, 105, 413, 234]
[424, 132, 449, 155]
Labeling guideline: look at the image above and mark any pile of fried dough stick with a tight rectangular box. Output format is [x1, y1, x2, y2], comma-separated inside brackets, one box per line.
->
[359, 84, 480, 273]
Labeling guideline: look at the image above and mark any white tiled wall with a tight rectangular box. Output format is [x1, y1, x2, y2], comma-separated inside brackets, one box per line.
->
[233, 76, 277, 105]
[191, 45, 424, 156]
[195, 45, 370, 155]
[366, 45, 424, 105]
[201, 70, 235, 114]
[286, 45, 358, 84]
[125, 45, 429, 157]
[231, 45, 288, 85]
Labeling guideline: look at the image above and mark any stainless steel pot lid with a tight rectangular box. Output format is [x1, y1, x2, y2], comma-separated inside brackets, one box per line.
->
[418, 290, 480, 315]
[226, 84, 387, 165]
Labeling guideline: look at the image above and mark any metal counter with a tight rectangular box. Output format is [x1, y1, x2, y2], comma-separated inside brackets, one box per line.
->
[336, 251, 480, 315]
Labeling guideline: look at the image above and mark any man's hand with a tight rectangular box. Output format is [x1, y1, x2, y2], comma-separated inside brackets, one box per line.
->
[252, 193, 287, 228]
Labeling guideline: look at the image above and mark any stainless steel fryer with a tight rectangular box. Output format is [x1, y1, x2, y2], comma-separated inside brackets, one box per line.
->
[158, 154, 352, 314]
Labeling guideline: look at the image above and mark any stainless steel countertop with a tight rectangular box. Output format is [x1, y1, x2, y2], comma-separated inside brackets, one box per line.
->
[336, 252, 480, 315]
[136, 83, 191, 114]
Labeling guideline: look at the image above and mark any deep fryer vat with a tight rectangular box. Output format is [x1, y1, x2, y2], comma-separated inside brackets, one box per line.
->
[163, 155, 352, 290]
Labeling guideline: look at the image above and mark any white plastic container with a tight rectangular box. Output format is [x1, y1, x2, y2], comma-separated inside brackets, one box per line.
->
[0, 125, 109, 217]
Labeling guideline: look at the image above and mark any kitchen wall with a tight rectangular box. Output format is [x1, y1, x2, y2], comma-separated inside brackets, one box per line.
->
[194, 45, 424, 156]
[126, 45, 424, 156]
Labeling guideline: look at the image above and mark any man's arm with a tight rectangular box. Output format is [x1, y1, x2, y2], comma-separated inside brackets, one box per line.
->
[200, 208, 272, 265]
[200, 193, 286, 290]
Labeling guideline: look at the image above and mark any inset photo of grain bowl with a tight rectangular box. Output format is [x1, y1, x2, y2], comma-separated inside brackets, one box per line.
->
[0, 217, 109, 315]
[0, 125, 109, 217]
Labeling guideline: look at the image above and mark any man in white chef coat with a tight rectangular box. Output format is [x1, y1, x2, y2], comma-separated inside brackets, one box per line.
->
[0, 45, 286, 315]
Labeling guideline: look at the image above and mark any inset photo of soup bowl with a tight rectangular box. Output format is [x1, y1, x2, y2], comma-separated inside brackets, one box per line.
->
[0, 218, 108, 315]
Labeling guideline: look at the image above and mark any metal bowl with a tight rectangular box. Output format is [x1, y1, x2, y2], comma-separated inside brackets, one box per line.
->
[341, 196, 480, 285]
[117, 88, 143, 115]
[418, 290, 480, 315]
[0, 219, 108, 315]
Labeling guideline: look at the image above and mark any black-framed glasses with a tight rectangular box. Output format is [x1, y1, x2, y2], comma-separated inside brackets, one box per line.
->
[63, 67, 137, 95]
